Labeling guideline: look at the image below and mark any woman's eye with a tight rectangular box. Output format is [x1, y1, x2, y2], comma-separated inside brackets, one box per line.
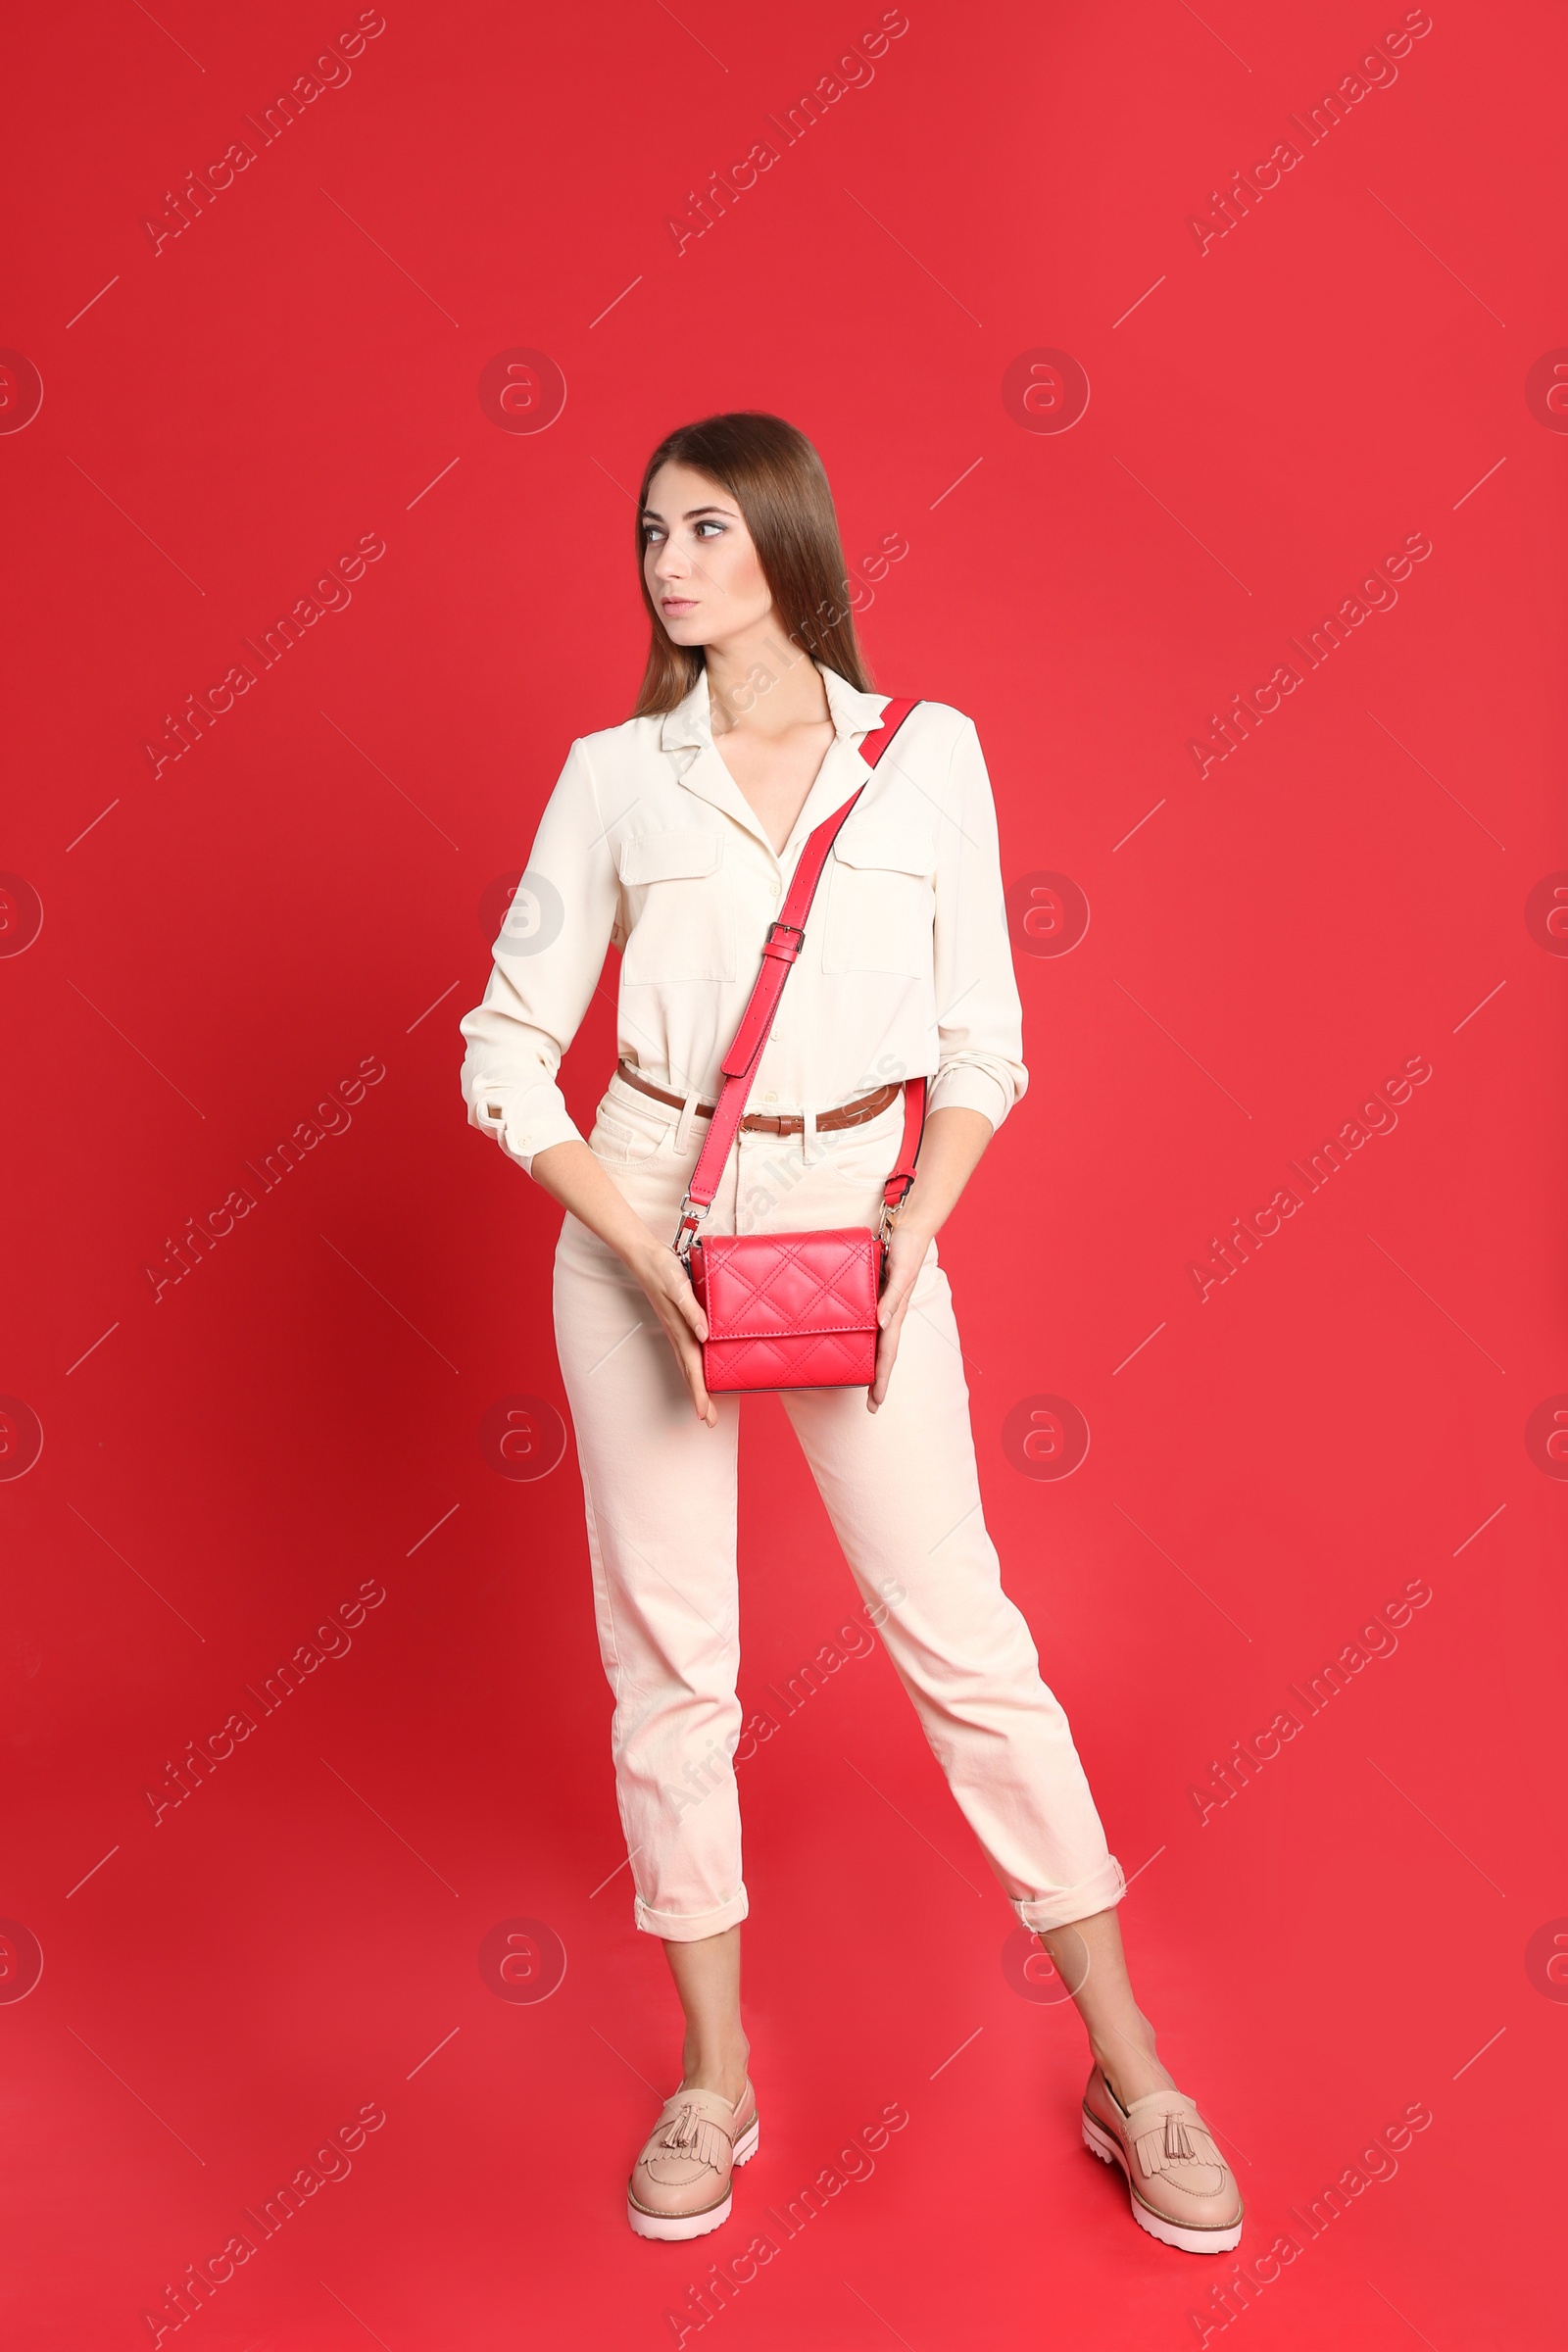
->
[696, 520, 724, 538]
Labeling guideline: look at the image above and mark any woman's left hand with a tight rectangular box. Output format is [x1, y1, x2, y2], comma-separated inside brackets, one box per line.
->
[868, 1220, 931, 1411]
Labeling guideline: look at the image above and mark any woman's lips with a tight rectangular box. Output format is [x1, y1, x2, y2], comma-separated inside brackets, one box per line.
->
[661, 596, 697, 612]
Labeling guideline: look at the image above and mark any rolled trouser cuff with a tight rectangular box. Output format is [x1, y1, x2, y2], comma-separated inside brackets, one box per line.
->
[634, 1885, 750, 1941]
[1010, 1854, 1127, 1936]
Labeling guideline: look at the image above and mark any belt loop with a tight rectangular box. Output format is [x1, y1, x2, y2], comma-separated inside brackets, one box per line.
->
[801, 1102, 817, 1163]
[674, 1088, 702, 1153]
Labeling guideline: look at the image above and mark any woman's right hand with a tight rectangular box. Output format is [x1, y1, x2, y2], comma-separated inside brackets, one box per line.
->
[625, 1235, 717, 1427]
[526, 1139, 718, 1427]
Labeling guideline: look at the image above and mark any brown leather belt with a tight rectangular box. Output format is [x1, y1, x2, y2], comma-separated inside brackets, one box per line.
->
[615, 1058, 901, 1136]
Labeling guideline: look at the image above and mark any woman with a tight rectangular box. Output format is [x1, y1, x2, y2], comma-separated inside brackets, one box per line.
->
[459, 412, 1240, 2257]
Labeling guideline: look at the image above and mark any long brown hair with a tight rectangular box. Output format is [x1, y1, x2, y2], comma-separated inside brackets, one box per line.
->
[630, 412, 874, 715]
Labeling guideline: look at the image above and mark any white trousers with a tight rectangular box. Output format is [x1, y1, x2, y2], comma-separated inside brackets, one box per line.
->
[553, 1069, 1126, 1940]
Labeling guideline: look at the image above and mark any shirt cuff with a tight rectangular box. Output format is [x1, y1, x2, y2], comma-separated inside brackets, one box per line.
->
[926, 1063, 1013, 1136]
[468, 1086, 585, 1175]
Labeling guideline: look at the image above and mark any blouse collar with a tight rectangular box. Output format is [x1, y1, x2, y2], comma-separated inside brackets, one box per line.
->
[659, 658, 890, 754]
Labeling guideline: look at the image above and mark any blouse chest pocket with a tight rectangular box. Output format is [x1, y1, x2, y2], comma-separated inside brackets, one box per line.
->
[617, 825, 736, 984]
[819, 820, 936, 978]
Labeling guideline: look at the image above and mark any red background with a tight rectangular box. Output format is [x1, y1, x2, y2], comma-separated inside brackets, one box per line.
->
[2, 2, 1563, 2345]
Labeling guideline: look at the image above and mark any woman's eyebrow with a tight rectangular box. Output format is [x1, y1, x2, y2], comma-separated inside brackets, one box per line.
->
[640, 503, 739, 519]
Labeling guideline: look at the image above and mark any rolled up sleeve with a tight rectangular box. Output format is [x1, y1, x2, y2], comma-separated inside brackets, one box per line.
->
[459, 739, 617, 1176]
[926, 716, 1028, 1136]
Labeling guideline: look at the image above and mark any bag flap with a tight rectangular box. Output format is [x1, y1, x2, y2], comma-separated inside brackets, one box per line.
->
[697, 1230, 880, 1338]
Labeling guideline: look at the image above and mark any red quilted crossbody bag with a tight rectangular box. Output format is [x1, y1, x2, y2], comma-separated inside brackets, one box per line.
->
[672, 696, 926, 1393]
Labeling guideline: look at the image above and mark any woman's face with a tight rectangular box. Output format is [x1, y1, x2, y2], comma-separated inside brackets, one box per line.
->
[641, 461, 773, 649]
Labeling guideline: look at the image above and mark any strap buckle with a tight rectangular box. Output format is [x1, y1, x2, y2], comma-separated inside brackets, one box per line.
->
[763, 919, 806, 957]
[877, 1177, 911, 1246]
[673, 1193, 707, 1258]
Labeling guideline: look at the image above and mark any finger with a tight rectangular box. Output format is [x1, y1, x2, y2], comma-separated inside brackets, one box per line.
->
[658, 1295, 717, 1424]
[877, 1275, 915, 1333]
[682, 1349, 716, 1425]
[668, 1277, 709, 1344]
[868, 1317, 901, 1409]
[647, 1250, 709, 1344]
[661, 1248, 710, 1341]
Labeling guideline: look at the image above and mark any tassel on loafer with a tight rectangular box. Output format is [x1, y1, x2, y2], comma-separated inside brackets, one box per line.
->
[627, 2081, 760, 2241]
[1081, 2066, 1243, 2254]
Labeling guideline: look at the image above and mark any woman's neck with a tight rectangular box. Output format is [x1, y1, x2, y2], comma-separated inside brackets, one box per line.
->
[704, 627, 831, 739]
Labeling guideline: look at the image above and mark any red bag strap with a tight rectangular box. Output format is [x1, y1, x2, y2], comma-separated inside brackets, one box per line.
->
[675, 696, 925, 1253]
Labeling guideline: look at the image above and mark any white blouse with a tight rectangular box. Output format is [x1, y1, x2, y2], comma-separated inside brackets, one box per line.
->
[459, 660, 1028, 1174]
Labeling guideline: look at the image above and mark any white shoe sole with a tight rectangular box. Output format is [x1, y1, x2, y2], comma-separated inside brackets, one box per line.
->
[627, 2115, 760, 2241]
[1081, 2111, 1243, 2254]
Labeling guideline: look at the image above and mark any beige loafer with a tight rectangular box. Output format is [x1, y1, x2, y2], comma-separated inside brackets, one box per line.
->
[627, 2081, 760, 2241]
[1081, 2066, 1243, 2253]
